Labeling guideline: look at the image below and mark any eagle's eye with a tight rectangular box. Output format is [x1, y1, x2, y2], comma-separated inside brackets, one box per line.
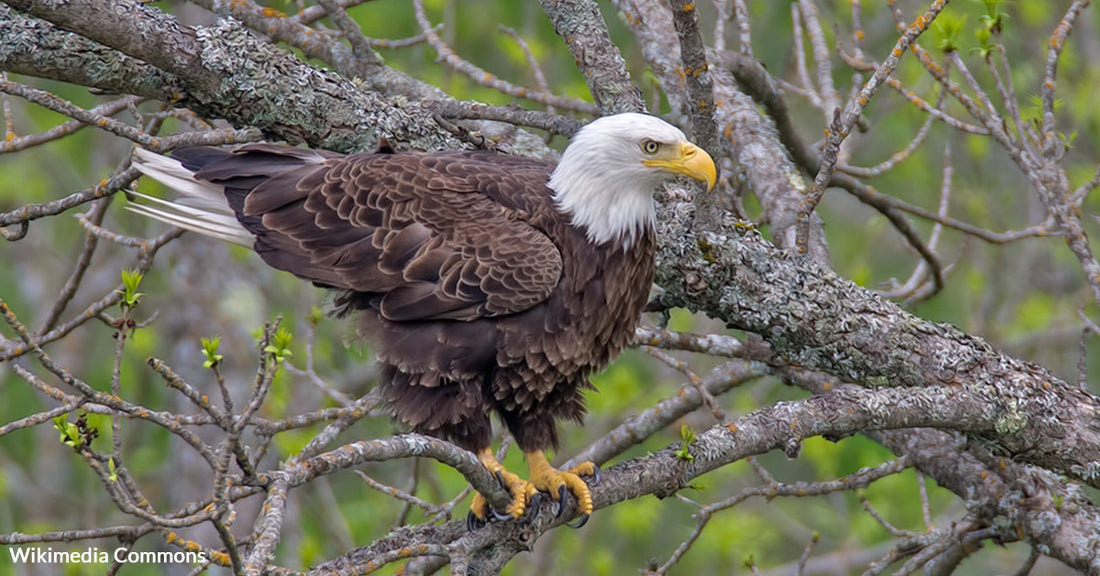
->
[640, 139, 660, 155]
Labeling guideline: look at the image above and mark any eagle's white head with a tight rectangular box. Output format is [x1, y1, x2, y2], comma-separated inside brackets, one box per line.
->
[549, 113, 716, 247]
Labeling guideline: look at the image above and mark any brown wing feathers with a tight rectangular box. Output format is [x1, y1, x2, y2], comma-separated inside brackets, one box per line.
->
[177, 145, 565, 324]
[136, 115, 686, 458]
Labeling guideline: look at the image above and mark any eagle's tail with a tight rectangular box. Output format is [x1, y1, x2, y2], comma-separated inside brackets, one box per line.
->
[128, 148, 254, 246]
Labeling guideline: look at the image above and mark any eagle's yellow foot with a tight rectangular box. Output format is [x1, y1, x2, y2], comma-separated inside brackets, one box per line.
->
[467, 447, 538, 529]
[527, 450, 598, 527]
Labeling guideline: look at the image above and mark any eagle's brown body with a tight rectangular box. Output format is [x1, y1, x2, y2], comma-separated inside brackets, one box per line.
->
[133, 113, 715, 523]
[171, 145, 655, 454]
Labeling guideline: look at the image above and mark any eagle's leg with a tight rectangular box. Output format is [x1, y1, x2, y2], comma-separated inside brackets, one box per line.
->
[468, 447, 538, 523]
[525, 449, 597, 521]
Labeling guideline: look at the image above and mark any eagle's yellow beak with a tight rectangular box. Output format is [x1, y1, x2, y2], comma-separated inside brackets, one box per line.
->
[643, 141, 717, 191]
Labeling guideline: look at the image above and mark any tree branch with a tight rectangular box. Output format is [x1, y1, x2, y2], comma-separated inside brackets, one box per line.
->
[536, 0, 644, 114]
[3, 0, 220, 92]
[1, 0, 463, 153]
[0, 6, 186, 99]
[653, 207, 1100, 488]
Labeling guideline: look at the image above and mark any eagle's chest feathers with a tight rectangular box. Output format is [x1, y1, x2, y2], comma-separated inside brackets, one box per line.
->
[493, 218, 656, 406]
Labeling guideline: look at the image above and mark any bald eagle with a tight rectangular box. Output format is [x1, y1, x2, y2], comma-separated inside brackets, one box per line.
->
[129, 113, 716, 526]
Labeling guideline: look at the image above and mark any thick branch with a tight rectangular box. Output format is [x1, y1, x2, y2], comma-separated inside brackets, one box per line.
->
[3, 0, 220, 92]
[324, 383, 1100, 573]
[667, 0, 716, 151]
[1, 0, 462, 154]
[868, 427, 1100, 574]
[610, 0, 688, 114]
[264, 434, 511, 511]
[714, 50, 944, 294]
[536, 0, 644, 114]
[784, 368, 1100, 573]
[653, 205, 1100, 487]
[0, 6, 186, 99]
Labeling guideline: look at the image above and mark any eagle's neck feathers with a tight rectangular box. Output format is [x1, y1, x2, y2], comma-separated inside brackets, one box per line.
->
[548, 160, 657, 249]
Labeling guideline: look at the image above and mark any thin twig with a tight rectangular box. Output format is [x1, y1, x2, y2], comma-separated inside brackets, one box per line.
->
[412, 0, 598, 114]
[0, 96, 142, 154]
[797, 0, 949, 253]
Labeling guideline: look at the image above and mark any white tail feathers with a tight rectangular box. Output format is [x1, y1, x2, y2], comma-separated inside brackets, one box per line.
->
[129, 149, 253, 246]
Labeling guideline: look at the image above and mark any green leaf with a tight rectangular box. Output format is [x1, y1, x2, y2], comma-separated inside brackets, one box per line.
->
[264, 326, 294, 363]
[1059, 130, 1078, 149]
[53, 415, 80, 448]
[978, 0, 1008, 33]
[116, 268, 145, 309]
[973, 28, 991, 58]
[675, 424, 696, 462]
[201, 335, 224, 369]
[932, 13, 966, 53]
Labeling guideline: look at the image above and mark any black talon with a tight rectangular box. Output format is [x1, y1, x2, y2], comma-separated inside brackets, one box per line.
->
[567, 513, 590, 529]
[520, 492, 544, 524]
[554, 485, 568, 518]
[587, 465, 601, 487]
[466, 510, 486, 531]
[493, 470, 507, 489]
[491, 506, 512, 522]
